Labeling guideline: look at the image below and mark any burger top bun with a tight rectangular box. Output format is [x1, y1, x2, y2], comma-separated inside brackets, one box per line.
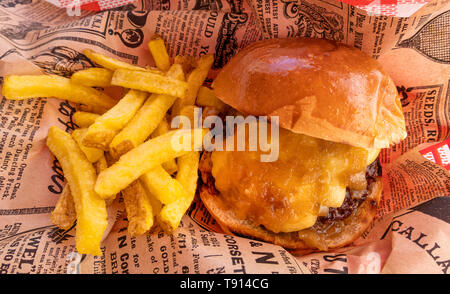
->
[212, 37, 407, 149]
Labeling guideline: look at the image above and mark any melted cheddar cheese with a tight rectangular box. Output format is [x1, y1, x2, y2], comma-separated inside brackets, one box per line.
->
[211, 123, 379, 233]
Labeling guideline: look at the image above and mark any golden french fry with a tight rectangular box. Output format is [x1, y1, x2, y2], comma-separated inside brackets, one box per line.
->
[84, 49, 160, 73]
[159, 151, 200, 232]
[72, 128, 104, 163]
[176, 151, 200, 195]
[140, 182, 163, 231]
[147, 193, 162, 227]
[171, 54, 214, 117]
[111, 69, 188, 98]
[94, 154, 108, 174]
[178, 105, 199, 127]
[148, 35, 171, 71]
[162, 160, 178, 175]
[196, 86, 226, 110]
[50, 184, 76, 230]
[166, 63, 185, 81]
[109, 93, 175, 157]
[73, 111, 100, 128]
[122, 179, 154, 236]
[184, 54, 214, 105]
[158, 99, 202, 231]
[159, 200, 188, 233]
[77, 104, 108, 115]
[83, 89, 147, 150]
[151, 116, 172, 137]
[71, 68, 113, 88]
[2, 75, 116, 111]
[174, 55, 197, 74]
[109, 65, 185, 158]
[151, 117, 177, 174]
[105, 140, 154, 234]
[140, 165, 187, 205]
[95, 128, 205, 198]
[46, 126, 107, 256]
[99, 152, 119, 203]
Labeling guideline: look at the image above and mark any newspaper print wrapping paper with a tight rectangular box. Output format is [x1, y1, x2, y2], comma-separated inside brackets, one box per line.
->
[0, 0, 448, 274]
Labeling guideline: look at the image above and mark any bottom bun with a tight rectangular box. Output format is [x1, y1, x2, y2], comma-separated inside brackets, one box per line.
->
[199, 152, 382, 255]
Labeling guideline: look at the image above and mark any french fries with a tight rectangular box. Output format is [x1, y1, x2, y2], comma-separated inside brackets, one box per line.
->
[95, 128, 205, 198]
[77, 104, 109, 115]
[51, 152, 110, 232]
[50, 185, 76, 230]
[7, 34, 214, 254]
[84, 49, 154, 72]
[107, 140, 154, 236]
[151, 116, 171, 138]
[140, 165, 187, 205]
[175, 151, 200, 196]
[183, 54, 214, 105]
[2, 75, 116, 111]
[83, 89, 148, 150]
[122, 180, 154, 236]
[178, 105, 200, 129]
[111, 69, 188, 98]
[166, 63, 185, 81]
[94, 154, 108, 175]
[174, 55, 197, 74]
[72, 128, 104, 163]
[196, 86, 226, 110]
[151, 117, 178, 174]
[101, 152, 120, 203]
[46, 126, 107, 256]
[148, 35, 171, 71]
[109, 93, 176, 158]
[171, 54, 214, 117]
[159, 151, 200, 232]
[159, 103, 202, 231]
[73, 111, 100, 128]
[71, 67, 113, 88]
[109, 64, 185, 158]
[146, 192, 162, 226]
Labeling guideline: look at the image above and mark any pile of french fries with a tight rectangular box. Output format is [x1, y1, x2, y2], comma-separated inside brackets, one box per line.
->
[2, 35, 226, 256]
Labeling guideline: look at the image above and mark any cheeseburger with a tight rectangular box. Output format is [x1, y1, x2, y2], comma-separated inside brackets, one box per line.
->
[198, 37, 407, 253]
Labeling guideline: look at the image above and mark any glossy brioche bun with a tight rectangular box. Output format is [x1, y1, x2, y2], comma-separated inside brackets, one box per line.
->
[212, 37, 407, 149]
[199, 153, 383, 253]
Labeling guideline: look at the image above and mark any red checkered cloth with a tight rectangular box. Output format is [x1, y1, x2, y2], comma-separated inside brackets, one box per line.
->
[46, 0, 431, 16]
[47, 0, 136, 11]
[340, 0, 431, 16]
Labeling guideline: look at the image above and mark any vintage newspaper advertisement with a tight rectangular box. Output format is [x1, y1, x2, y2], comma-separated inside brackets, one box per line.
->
[0, 0, 448, 274]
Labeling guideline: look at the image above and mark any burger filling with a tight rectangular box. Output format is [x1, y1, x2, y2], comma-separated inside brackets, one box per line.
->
[209, 123, 380, 234]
